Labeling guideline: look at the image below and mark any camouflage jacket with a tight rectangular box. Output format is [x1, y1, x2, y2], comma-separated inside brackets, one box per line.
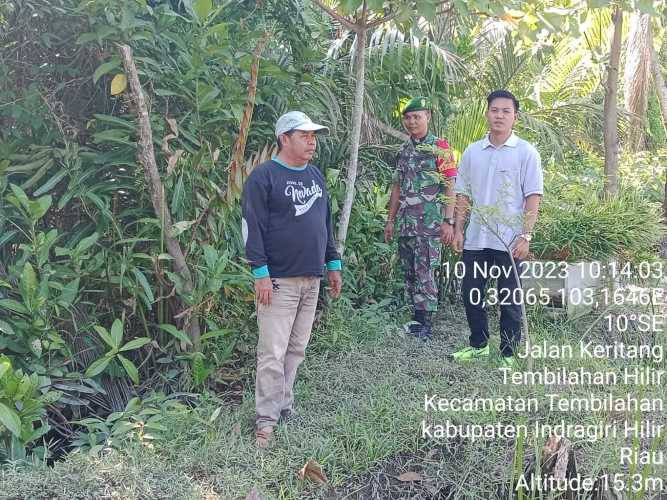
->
[393, 134, 457, 237]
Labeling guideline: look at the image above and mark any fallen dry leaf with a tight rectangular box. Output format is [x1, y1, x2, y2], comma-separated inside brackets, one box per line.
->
[541, 434, 576, 480]
[552, 440, 571, 480]
[244, 487, 261, 500]
[296, 458, 328, 484]
[542, 434, 562, 459]
[221, 370, 241, 381]
[161, 133, 177, 157]
[397, 471, 424, 482]
[167, 117, 178, 136]
[232, 423, 241, 435]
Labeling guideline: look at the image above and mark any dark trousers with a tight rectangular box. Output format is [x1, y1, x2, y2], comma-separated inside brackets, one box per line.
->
[461, 249, 524, 356]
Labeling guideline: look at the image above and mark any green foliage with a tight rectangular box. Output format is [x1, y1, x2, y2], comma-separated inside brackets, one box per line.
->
[331, 0, 440, 20]
[325, 146, 404, 306]
[647, 89, 667, 149]
[85, 319, 151, 384]
[1, 0, 666, 467]
[0, 0, 275, 459]
[618, 149, 667, 203]
[189, 352, 212, 388]
[530, 153, 665, 263]
[0, 184, 92, 369]
[533, 173, 664, 262]
[71, 395, 189, 455]
[310, 296, 402, 353]
[0, 355, 54, 462]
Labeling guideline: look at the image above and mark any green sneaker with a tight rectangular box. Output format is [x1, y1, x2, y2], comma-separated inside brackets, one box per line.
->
[499, 356, 517, 369]
[451, 345, 490, 361]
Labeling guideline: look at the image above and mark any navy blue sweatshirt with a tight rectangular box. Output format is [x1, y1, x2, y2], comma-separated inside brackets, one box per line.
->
[241, 159, 341, 279]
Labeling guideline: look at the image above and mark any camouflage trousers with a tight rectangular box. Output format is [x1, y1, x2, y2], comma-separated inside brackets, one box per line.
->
[398, 236, 442, 312]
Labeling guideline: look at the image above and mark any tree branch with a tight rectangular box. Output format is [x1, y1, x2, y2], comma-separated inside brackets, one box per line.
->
[365, 11, 399, 29]
[312, 0, 358, 32]
[368, 115, 408, 141]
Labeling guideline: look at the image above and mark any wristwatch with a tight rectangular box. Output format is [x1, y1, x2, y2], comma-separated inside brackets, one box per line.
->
[444, 218, 455, 226]
[519, 233, 532, 242]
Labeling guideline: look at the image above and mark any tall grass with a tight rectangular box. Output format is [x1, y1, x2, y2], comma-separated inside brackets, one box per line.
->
[533, 184, 663, 262]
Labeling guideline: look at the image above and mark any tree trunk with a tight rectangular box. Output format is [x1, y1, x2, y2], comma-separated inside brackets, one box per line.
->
[623, 12, 651, 151]
[650, 40, 667, 256]
[603, 6, 622, 198]
[653, 45, 667, 128]
[119, 44, 201, 350]
[335, 22, 367, 255]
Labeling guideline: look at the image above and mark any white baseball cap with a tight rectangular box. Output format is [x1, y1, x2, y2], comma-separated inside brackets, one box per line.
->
[275, 111, 329, 137]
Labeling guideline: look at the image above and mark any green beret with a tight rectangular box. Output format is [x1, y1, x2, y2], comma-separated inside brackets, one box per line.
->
[403, 96, 431, 114]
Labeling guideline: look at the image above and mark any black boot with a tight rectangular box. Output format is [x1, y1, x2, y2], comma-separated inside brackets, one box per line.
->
[408, 310, 426, 336]
[417, 311, 433, 339]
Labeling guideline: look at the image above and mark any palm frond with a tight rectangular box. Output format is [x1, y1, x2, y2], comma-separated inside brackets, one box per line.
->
[473, 18, 512, 62]
[533, 39, 601, 108]
[446, 99, 488, 157]
[366, 23, 468, 88]
[581, 7, 613, 54]
[521, 100, 607, 160]
[482, 33, 529, 92]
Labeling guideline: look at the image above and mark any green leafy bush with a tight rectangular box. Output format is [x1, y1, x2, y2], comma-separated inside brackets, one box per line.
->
[533, 186, 664, 262]
[71, 395, 189, 455]
[0, 355, 56, 462]
[618, 149, 667, 204]
[326, 146, 405, 307]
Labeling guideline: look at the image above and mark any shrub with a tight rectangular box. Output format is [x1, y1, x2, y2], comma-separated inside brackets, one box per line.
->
[0, 355, 55, 462]
[533, 185, 664, 262]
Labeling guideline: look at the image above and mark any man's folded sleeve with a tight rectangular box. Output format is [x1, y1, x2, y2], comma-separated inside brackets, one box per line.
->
[436, 138, 458, 178]
[241, 173, 270, 278]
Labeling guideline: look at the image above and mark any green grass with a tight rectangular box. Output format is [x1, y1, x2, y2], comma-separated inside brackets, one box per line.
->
[1, 301, 666, 499]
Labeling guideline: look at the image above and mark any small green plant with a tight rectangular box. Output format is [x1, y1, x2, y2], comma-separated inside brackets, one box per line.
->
[84, 319, 151, 384]
[71, 396, 187, 455]
[0, 355, 56, 462]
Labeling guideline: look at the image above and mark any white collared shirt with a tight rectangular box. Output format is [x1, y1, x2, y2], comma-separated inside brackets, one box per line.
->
[454, 132, 543, 251]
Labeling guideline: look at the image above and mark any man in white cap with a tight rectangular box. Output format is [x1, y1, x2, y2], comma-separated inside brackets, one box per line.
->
[242, 111, 342, 447]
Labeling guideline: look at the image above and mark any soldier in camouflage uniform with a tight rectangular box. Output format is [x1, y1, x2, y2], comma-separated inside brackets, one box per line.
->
[385, 97, 457, 338]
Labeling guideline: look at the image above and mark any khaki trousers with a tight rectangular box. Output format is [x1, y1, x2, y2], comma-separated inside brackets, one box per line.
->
[255, 276, 320, 429]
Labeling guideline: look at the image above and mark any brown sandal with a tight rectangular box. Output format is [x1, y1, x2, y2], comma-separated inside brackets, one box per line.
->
[255, 426, 274, 448]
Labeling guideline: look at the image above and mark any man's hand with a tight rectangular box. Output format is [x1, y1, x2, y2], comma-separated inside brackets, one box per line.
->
[453, 230, 464, 253]
[384, 221, 394, 243]
[327, 270, 342, 299]
[512, 236, 530, 260]
[255, 277, 272, 306]
[440, 223, 454, 246]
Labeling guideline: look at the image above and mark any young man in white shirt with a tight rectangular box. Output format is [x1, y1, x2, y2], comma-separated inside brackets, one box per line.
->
[452, 90, 543, 367]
